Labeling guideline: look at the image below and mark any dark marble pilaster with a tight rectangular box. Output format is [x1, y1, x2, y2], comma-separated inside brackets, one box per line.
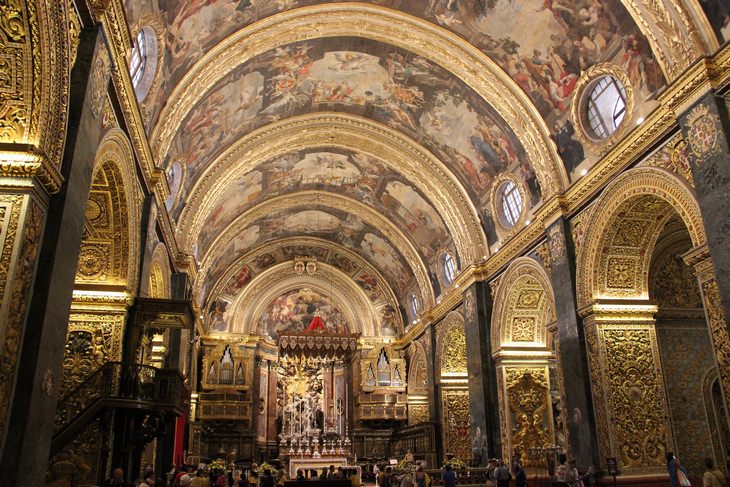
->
[678, 93, 730, 326]
[545, 218, 598, 469]
[0, 28, 107, 487]
[424, 326, 442, 458]
[462, 282, 500, 464]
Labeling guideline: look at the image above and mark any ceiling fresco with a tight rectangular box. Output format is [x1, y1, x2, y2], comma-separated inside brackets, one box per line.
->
[161, 37, 537, 222]
[128, 0, 664, 187]
[199, 205, 418, 305]
[205, 240, 403, 336]
[192, 149, 456, 265]
[698, 0, 730, 43]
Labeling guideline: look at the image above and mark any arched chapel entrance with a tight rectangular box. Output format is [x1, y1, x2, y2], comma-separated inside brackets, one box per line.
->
[577, 167, 730, 475]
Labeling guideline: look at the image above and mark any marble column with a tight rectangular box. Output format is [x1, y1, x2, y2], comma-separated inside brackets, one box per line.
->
[462, 282, 500, 463]
[545, 218, 599, 469]
[0, 27, 108, 487]
[678, 93, 730, 327]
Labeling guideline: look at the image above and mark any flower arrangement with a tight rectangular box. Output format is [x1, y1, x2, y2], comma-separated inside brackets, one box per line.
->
[444, 457, 468, 470]
[208, 459, 227, 473]
[257, 462, 277, 474]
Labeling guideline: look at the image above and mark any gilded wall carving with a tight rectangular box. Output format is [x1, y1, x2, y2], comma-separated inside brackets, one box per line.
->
[577, 168, 706, 308]
[649, 240, 702, 309]
[491, 259, 555, 351]
[408, 404, 429, 426]
[504, 367, 552, 463]
[700, 279, 730, 418]
[656, 324, 716, 474]
[587, 322, 672, 474]
[440, 390, 471, 461]
[0, 0, 72, 191]
[643, 135, 694, 187]
[61, 311, 125, 397]
[438, 312, 467, 377]
[0, 196, 44, 440]
[76, 161, 129, 285]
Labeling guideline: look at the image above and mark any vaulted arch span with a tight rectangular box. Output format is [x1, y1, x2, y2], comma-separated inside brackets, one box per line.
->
[197, 191, 436, 309]
[177, 113, 488, 265]
[151, 4, 567, 199]
[229, 261, 381, 337]
[576, 167, 706, 308]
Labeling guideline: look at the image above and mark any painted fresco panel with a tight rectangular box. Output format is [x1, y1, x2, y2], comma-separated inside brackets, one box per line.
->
[261, 287, 348, 338]
[196, 149, 455, 263]
[202, 206, 415, 301]
[698, 0, 730, 42]
[127, 0, 664, 188]
[164, 38, 533, 220]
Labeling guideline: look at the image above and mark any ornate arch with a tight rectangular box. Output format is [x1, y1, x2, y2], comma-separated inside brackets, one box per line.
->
[229, 262, 379, 337]
[437, 311, 467, 378]
[407, 340, 428, 396]
[178, 113, 487, 265]
[75, 130, 141, 290]
[491, 257, 556, 353]
[198, 191, 435, 307]
[150, 4, 567, 197]
[576, 167, 705, 308]
[203, 236, 402, 326]
[148, 242, 171, 299]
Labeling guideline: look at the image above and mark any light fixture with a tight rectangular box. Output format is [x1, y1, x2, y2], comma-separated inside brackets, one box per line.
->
[525, 219, 531, 225]
[636, 117, 644, 125]
[580, 169, 588, 176]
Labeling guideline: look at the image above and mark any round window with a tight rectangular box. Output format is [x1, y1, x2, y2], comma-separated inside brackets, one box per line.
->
[407, 293, 420, 320]
[499, 180, 524, 228]
[440, 252, 457, 287]
[586, 75, 627, 139]
[129, 26, 158, 101]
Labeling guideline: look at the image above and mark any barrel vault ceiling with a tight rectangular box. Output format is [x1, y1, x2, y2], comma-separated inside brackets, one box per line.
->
[122, 0, 724, 338]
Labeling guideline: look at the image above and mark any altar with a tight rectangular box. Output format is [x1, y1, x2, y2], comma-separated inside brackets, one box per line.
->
[277, 322, 359, 477]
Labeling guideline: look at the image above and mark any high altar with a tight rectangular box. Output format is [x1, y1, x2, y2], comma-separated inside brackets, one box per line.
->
[277, 324, 357, 475]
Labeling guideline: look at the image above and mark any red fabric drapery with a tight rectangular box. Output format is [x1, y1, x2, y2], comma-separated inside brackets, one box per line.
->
[173, 415, 186, 467]
[306, 316, 326, 332]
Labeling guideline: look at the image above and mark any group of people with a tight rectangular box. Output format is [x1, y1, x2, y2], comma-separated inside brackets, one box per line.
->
[667, 452, 729, 487]
[294, 465, 361, 484]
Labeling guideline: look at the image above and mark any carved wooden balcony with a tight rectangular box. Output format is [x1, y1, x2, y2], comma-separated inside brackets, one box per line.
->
[51, 361, 186, 455]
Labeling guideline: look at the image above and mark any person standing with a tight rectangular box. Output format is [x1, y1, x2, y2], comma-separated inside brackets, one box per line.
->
[703, 457, 727, 487]
[102, 468, 127, 487]
[667, 452, 691, 487]
[442, 464, 456, 487]
[494, 460, 512, 487]
[260, 469, 275, 487]
[566, 459, 580, 487]
[191, 470, 209, 487]
[513, 456, 527, 487]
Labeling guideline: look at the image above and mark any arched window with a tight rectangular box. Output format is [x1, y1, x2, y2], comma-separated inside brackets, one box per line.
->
[441, 251, 457, 286]
[408, 293, 420, 320]
[129, 27, 158, 101]
[586, 75, 627, 139]
[500, 180, 523, 227]
[130, 30, 147, 88]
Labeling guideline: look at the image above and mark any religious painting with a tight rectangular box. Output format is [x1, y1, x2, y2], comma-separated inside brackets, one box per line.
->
[220, 264, 254, 297]
[208, 298, 233, 332]
[699, 0, 730, 42]
[354, 272, 381, 302]
[251, 252, 277, 272]
[328, 251, 359, 275]
[281, 245, 328, 262]
[379, 304, 399, 336]
[164, 37, 537, 231]
[203, 206, 415, 304]
[260, 287, 348, 338]
[195, 148, 456, 264]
